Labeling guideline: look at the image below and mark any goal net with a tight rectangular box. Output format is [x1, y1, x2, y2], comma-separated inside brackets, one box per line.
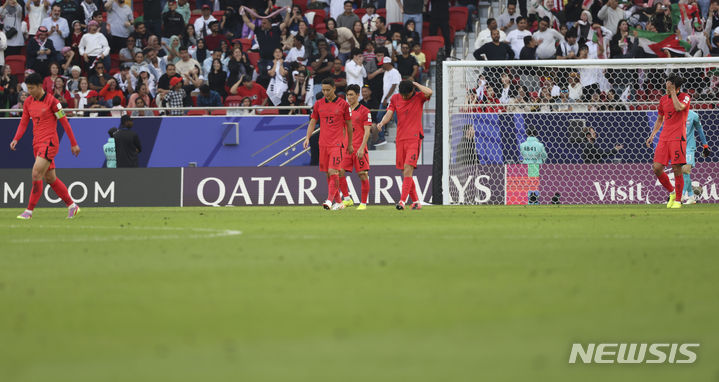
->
[441, 58, 719, 205]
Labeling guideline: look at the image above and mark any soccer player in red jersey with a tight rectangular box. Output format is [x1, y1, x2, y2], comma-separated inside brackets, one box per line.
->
[303, 78, 353, 210]
[10, 73, 81, 219]
[376, 80, 432, 210]
[338, 84, 373, 210]
[646, 74, 690, 209]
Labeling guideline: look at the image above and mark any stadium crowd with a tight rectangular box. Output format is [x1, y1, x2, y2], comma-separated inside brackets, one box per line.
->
[469, 0, 719, 112]
[0, 0, 457, 130]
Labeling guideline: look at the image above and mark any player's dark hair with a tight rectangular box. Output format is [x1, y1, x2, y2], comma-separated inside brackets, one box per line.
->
[487, 18, 496, 25]
[540, 16, 550, 25]
[112, 96, 122, 106]
[523, 35, 533, 45]
[346, 84, 360, 94]
[516, 16, 526, 24]
[108, 127, 117, 137]
[325, 29, 338, 41]
[398, 80, 414, 95]
[344, 0, 353, 5]
[377, 16, 386, 25]
[25, 73, 43, 85]
[666, 73, 685, 89]
[179, 45, 188, 53]
[321, 78, 335, 87]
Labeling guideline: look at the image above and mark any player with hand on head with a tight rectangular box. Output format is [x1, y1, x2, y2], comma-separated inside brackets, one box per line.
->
[10, 73, 81, 219]
[645, 73, 690, 209]
[303, 78, 353, 210]
[338, 84, 373, 210]
[376, 80, 432, 210]
[681, 110, 710, 204]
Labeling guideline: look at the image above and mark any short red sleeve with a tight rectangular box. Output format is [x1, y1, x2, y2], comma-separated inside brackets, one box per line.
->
[342, 100, 351, 121]
[311, 102, 320, 120]
[387, 94, 397, 112]
[657, 96, 665, 117]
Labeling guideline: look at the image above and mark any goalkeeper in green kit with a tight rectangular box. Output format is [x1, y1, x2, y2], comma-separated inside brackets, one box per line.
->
[519, 128, 547, 204]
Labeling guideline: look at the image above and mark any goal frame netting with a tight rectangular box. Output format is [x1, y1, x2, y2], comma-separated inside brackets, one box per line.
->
[440, 57, 719, 205]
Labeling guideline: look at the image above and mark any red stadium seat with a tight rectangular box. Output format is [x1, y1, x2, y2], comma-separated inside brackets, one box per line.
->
[5, 55, 26, 81]
[421, 36, 445, 62]
[224, 95, 246, 107]
[315, 23, 327, 34]
[211, 109, 227, 115]
[187, 109, 208, 116]
[306, 9, 325, 25]
[246, 51, 260, 70]
[212, 10, 225, 19]
[449, 7, 468, 32]
[238, 38, 252, 52]
[421, 50, 431, 72]
[189, 15, 200, 26]
[259, 108, 279, 115]
[422, 21, 430, 37]
[353, 8, 366, 18]
[293, 0, 307, 13]
[110, 53, 120, 72]
[376, 8, 386, 18]
[191, 95, 197, 106]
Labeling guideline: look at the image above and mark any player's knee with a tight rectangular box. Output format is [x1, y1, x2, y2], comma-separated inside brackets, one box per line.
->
[359, 172, 369, 180]
[31, 169, 44, 181]
[44, 173, 56, 183]
[682, 165, 691, 174]
[651, 163, 663, 175]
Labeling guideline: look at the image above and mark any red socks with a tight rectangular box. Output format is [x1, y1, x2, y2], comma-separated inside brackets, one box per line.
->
[409, 179, 418, 203]
[50, 178, 74, 206]
[339, 176, 350, 199]
[327, 174, 340, 203]
[674, 172, 683, 197]
[361, 178, 370, 204]
[28, 180, 43, 211]
[656, 172, 674, 193]
[400, 177, 413, 204]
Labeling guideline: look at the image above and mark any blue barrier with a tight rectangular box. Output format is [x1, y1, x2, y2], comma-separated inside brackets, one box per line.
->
[1, 115, 310, 169]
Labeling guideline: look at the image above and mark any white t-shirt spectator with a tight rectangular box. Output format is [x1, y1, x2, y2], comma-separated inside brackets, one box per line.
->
[107, 1, 134, 38]
[382, 67, 401, 103]
[267, 60, 288, 106]
[79, 31, 111, 57]
[497, 10, 519, 33]
[598, 4, 626, 36]
[330, 0, 344, 20]
[345, 59, 366, 88]
[27, 2, 46, 35]
[194, 15, 216, 38]
[285, 45, 306, 65]
[505, 29, 532, 59]
[41, 16, 70, 51]
[533, 28, 563, 59]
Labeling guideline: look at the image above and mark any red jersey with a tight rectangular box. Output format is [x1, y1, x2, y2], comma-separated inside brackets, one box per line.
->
[388, 91, 430, 142]
[234, 83, 267, 105]
[14, 93, 78, 147]
[311, 95, 351, 147]
[657, 92, 690, 141]
[345, 104, 372, 151]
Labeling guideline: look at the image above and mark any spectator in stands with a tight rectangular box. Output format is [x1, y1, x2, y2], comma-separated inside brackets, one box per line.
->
[91, 11, 112, 41]
[119, 36, 139, 67]
[166, 0, 190, 24]
[325, 27, 360, 63]
[326, 18, 338, 33]
[162, 0, 185, 45]
[362, 3, 379, 34]
[75, 76, 90, 107]
[131, 97, 154, 116]
[165, 35, 182, 63]
[201, 48, 222, 76]
[403, 19, 420, 46]
[10, 90, 28, 116]
[286, 36, 307, 66]
[352, 21, 369, 50]
[157, 62, 180, 92]
[127, 81, 150, 107]
[0, 64, 15, 110]
[59, 46, 76, 74]
[507, 85, 530, 113]
[337, 1, 359, 29]
[143, 0, 162, 37]
[329, 58, 347, 94]
[68, 20, 84, 64]
[105, 0, 135, 53]
[99, 77, 125, 106]
[79, 20, 111, 73]
[573, 10, 593, 41]
[80, 0, 99, 26]
[345, 48, 366, 92]
[83, 90, 105, 117]
[429, 0, 451, 56]
[66, 65, 81, 92]
[1, 0, 25, 56]
[205, 21, 228, 51]
[27, 0, 49, 38]
[396, 42, 419, 81]
[371, 16, 392, 50]
[360, 84, 379, 137]
[197, 84, 222, 107]
[474, 29, 514, 60]
[475, 18, 506, 51]
[115, 115, 142, 167]
[230, 75, 268, 106]
[28, 27, 56, 78]
[609, 20, 637, 58]
[174, 46, 201, 76]
[137, 69, 157, 97]
[131, 22, 149, 49]
[598, 0, 626, 35]
[163, 76, 186, 115]
[291, 68, 314, 106]
[113, 65, 131, 92]
[266, 48, 289, 105]
[194, 5, 216, 38]
[505, 17, 531, 59]
[58, 0, 83, 26]
[191, 38, 208, 63]
[581, 127, 623, 164]
[519, 36, 537, 60]
[145, 47, 167, 80]
[110, 95, 125, 117]
[564, 0, 583, 29]
[533, 17, 564, 59]
[227, 46, 251, 85]
[89, 61, 111, 90]
[42, 4, 70, 54]
[403, 0, 424, 40]
[242, 12, 287, 77]
[278, 91, 301, 114]
[366, 47, 386, 107]
[388, 31, 403, 59]
[378, 56, 399, 145]
[208, 58, 226, 98]
[567, 71, 583, 101]
[181, 24, 197, 48]
[309, 39, 335, 95]
[556, 29, 579, 59]
[497, 2, 518, 33]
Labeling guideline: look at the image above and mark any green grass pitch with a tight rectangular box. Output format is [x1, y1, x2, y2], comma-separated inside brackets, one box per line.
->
[1, 205, 718, 382]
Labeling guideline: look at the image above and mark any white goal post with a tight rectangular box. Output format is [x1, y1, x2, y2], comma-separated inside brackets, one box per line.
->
[440, 57, 719, 205]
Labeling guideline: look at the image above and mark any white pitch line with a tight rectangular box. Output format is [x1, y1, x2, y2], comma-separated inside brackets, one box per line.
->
[6, 225, 242, 244]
